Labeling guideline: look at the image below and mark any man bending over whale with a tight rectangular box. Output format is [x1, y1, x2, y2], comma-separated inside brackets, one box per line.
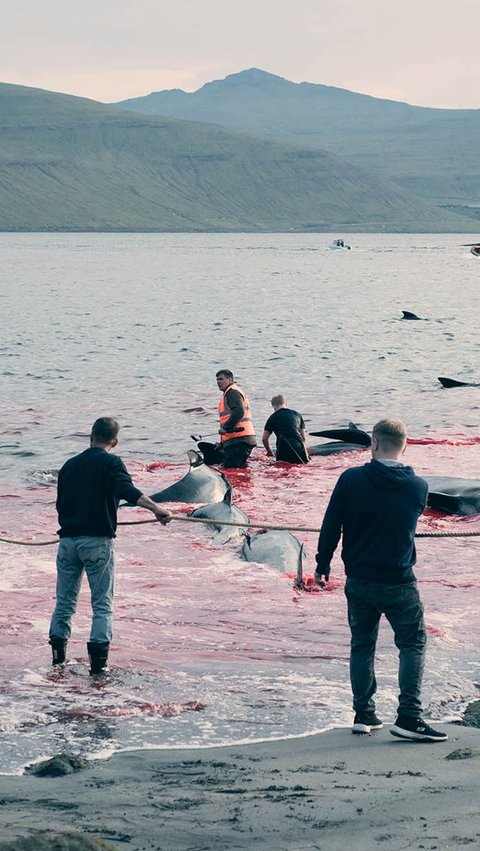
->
[215, 369, 257, 468]
[49, 417, 171, 674]
[315, 418, 447, 743]
[263, 395, 309, 463]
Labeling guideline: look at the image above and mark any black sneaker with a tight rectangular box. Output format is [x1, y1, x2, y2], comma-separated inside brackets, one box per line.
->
[352, 712, 384, 734]
[390, 717, 448, 742]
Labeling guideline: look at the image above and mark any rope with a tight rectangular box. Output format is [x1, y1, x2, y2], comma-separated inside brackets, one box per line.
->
[1, 513, 480, 546]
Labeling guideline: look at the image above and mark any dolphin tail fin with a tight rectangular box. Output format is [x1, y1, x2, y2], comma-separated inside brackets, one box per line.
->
[295, 544, 304, 589]
[213, 526, 233, 545]
[187, 449, 204, 468]
[241, 532, 252, 557]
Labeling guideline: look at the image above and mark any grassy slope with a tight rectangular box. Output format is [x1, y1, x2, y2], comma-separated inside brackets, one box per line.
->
[114, 69, 480, 208]
[0, 82, 474, 232]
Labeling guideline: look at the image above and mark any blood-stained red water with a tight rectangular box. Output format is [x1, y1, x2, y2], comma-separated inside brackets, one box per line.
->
[1, 231, 480, 773]
[1, 440, 480, 773]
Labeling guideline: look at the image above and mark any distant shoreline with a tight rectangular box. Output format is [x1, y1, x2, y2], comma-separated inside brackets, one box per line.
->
[1, 227, 479, 234]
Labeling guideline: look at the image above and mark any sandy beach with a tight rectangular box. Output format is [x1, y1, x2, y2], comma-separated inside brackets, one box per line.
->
[1, 721, 480, 850]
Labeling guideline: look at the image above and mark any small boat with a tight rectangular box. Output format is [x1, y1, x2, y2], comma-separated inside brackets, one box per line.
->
[330, 238, 351, 250]
[470, 245, 480, 257]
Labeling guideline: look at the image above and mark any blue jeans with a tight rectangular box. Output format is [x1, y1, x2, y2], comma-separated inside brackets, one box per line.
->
[49, 537, 115, 644]
[345, 577, 427, 719]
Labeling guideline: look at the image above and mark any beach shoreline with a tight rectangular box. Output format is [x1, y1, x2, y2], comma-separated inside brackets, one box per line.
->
[1, 722, 480, 850]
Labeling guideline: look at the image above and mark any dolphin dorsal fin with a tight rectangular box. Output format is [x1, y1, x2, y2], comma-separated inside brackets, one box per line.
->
[223, 485, 233, 506]
[187, 449, 204, 468]
[297, 544, 304, 585]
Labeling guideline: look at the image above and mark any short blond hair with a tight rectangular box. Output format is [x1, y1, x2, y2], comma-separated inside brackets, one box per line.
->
[372, 418, 407, 451]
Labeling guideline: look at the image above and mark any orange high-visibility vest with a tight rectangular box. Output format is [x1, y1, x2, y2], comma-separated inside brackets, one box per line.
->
[218, 383, 255, 443]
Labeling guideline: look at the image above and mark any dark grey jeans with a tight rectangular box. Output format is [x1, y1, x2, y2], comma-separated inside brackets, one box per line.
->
[345, 577, 427, 719]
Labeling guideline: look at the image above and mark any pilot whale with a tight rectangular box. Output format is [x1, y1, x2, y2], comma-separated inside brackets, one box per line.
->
[401, 310, 422, 320]
[189, 485, 249, 543]
[426, 477, 480, 516]
[149, 450, 230, 504]
[438, 377, 480, 388]
[241, 529, 304, 585]
[308, 423, 371, 456]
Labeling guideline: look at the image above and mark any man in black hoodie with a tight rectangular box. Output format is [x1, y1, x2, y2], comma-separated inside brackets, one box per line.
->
[315, 418, 447, 742]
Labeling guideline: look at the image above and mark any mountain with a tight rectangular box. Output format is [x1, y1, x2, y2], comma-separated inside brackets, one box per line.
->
[114, 68, 480, 216]
[0, 81, 472, 232]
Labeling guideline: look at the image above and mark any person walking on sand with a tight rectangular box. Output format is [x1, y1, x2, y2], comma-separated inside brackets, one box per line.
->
[314, 418, 448, 742]
[215, 369, 256, 468]
[262, 394, 309, 463]
[49, 416, 171, 675]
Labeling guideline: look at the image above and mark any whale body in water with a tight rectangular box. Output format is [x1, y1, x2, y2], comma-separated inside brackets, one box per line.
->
[241, 529, 304, 585]
[426, 477, 480, 516]
[308, 423, 371, 456]
[150, 450, 230, 504]
[438, 377, 480, 388]
[401, 310, 422, 320]
[189, 485, 249, 543]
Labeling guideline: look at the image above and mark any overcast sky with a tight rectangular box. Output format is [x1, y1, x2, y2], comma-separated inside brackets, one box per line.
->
[2, 0, 479, 108]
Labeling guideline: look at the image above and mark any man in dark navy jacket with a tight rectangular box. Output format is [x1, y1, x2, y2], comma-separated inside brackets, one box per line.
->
[315, 418, 447, 742]
[49, 417, 171, 674]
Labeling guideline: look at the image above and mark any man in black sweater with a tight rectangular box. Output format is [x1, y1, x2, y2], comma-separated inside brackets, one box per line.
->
[315, 418, 447, 742]
[49, 417, 171, 674]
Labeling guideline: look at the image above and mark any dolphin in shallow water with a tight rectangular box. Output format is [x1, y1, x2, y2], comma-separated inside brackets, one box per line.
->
[425, 477, 480, 516]
[149, 450, 230, 504]
[308, 423, 371, 456]
[241, 529, 304, 584]
[189, 485, 249, 543]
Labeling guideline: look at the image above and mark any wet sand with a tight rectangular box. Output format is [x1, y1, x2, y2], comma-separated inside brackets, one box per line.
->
[1, 723, 480, 850]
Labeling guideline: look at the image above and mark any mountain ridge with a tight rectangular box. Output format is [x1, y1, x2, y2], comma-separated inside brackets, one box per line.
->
[113, 68, 480, 213]
[0, 80, 476, 232]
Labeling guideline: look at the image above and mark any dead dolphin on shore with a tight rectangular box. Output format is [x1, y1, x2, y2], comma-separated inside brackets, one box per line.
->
[438, 376, 480, 388]
[149, 450, 230, 504]
[426, 477, 480, 516]
[189, 485, 249, 543]
[241, 529, 304, 585]
[308, 422, 371, 456]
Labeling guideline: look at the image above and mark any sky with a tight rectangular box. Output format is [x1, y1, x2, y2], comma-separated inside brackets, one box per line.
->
[1, 0, 479, 109]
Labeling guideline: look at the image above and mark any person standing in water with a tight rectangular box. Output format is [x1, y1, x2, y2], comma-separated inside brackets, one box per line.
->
[262, 395, 309, 463]
[49, 416, 171, 675]
[215, 369, 256, 468]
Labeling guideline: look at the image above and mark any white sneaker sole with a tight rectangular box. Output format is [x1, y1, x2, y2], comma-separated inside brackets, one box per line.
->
[352, 722, 383, 734]
[390, 725, 447, 742]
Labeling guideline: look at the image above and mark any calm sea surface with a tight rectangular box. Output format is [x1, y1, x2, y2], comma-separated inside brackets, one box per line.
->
[1, 232, 480, 774]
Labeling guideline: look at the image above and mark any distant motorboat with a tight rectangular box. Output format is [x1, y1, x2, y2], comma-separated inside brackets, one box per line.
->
[330, 238, 351, 250]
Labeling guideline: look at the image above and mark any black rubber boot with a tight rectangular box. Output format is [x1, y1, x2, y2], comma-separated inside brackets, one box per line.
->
[87, 641, 110, 675]
[49, 636, 68, 665]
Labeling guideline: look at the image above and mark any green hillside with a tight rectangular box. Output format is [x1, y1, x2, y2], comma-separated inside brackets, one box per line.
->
[0, 82, 475, 232]
[114, 68, 480, 214]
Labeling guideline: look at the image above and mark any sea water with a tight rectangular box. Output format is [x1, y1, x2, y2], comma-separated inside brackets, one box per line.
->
[1, 232, 479, 774]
